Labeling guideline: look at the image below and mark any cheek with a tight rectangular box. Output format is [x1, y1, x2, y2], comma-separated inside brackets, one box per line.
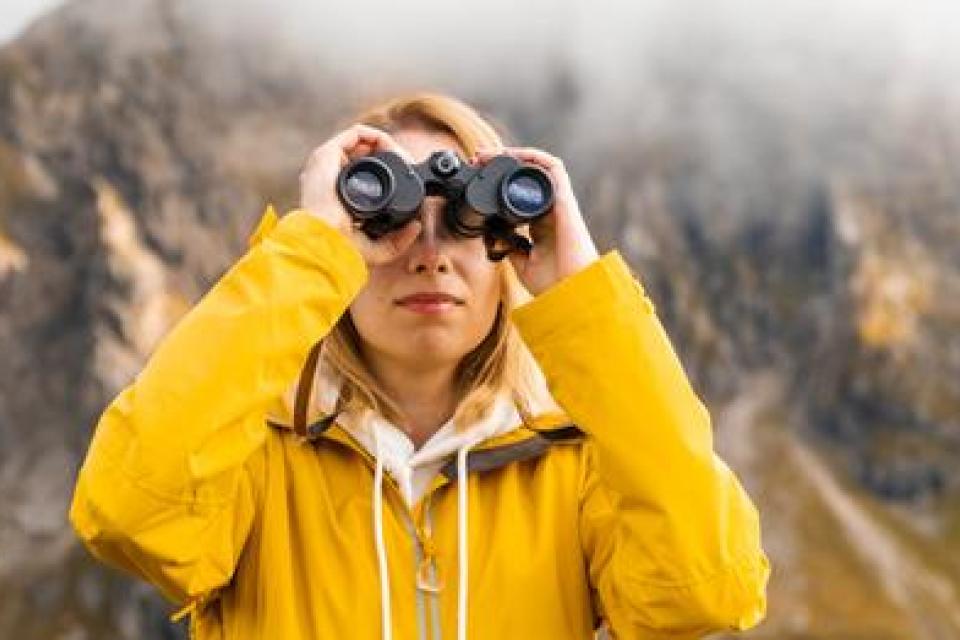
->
[466, 263, 502, 329]
[349, 284, 394, 342]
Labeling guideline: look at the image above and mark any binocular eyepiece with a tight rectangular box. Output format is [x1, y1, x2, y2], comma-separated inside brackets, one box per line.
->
[336, 149, 554, 261]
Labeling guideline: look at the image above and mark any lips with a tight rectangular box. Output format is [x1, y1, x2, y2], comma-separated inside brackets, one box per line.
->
[395, 292, 464, 306]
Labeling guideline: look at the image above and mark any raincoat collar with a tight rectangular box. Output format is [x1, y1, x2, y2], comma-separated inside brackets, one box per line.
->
[263, 341, 582, 468]
[261, 342, 583, 640]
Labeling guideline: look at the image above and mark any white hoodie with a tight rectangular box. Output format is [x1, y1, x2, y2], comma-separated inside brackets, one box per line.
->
[341, 392, 523, 507]
[309, 360, 530, 508]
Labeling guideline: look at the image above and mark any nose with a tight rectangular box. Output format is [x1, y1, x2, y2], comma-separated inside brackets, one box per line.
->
[406, 199, 452, 275]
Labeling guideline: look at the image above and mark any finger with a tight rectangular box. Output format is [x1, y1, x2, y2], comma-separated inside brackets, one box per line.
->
[499, 146, 565, 170]
[473, 147, 501, 158]
[339, 124, 414, 163]
[305, 125, 408, 172]
[529, 213, 556, 245]
[507, 243, 531, 279]
[334, 124, 385, 150]
[364, 220, 422, 264]
[386, 219, 422, 255]
[475, 146, 569, 186]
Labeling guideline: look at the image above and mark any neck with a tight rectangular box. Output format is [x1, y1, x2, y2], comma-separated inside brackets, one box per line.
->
[366, 354, 460, 449]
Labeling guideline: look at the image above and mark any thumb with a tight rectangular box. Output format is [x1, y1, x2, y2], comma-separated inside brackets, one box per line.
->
[507, 247, 528, 281]
[390, 219, 422, 254]
[367, 219, 422, 264]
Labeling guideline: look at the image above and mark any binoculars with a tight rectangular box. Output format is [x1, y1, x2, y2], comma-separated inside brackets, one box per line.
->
[336, 149, 555, 261]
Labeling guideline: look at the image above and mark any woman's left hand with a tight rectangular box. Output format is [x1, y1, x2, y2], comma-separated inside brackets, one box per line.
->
[472, 146, 600, 297]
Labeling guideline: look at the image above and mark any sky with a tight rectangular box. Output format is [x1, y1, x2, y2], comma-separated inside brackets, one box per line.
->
[0, 0, 63, 44]
[3, 0, 958, 72]
[2, 0, 958, 148]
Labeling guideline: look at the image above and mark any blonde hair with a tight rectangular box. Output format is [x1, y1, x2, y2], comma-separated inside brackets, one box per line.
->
[311, 91, 559, 434]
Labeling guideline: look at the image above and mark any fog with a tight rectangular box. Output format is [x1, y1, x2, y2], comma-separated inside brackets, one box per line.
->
[11, 0, 959, 156]
[171, 0, 960, 105]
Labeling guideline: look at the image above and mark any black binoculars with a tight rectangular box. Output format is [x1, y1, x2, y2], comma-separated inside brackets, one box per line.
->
[336, 149, 555, 261]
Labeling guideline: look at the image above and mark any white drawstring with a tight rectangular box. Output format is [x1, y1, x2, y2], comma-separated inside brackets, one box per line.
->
[372, 426, 393, 640]
[456, 442, 472, 640]
[372, 423, 474, 640]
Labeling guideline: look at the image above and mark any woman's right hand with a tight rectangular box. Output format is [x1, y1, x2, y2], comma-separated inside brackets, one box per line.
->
[299, 124, 423, 266]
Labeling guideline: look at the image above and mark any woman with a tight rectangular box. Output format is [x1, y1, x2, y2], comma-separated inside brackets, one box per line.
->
[69, 92, 770, 639]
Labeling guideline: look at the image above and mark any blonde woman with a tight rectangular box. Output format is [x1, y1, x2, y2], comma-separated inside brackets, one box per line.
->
[69, 92, 770, 639]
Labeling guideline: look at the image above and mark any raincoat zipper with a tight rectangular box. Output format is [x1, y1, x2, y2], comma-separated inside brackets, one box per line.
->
[322, 424, 446, 640]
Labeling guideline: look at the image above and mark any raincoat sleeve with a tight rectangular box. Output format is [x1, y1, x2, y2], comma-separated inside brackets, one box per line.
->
[510, 249, 770, 638]
[68, 207, 368, 620]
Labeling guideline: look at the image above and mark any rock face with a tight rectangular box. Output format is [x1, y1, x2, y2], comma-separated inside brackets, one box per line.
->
[0, 0, 958, 638]
[0, 1, 350, 636]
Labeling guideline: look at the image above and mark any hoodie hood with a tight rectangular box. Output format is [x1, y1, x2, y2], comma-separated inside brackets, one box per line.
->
[265, 344, 560, 506]
[310, 362, 525, 507]
[343, 391, 522, 507]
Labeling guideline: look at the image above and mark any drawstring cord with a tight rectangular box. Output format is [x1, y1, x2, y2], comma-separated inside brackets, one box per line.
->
[371, 423, 474, 640]
[456, 442, 472, 640]
[372, 427, 393, 640]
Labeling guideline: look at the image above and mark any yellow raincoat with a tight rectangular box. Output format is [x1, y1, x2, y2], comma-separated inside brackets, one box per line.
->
[68, 206, 770, 639]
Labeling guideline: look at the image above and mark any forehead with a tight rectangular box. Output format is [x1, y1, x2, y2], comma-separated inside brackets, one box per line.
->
[392, 126, 466, 164]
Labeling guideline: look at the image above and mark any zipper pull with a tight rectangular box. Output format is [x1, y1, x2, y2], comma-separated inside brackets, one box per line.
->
[416, 554, 444, 593]
[414, 518, 444, 593]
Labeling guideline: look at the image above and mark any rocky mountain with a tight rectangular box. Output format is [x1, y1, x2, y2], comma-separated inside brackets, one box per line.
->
[1, 0, 957, 638]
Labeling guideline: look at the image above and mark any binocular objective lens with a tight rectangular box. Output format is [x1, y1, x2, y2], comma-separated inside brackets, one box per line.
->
[505, 174, 548, 216]
[345, 170, 387, 209]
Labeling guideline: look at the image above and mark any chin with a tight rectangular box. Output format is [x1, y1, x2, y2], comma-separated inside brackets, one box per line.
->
[388, 331, 466, 359]
[405, 336, 461, 359]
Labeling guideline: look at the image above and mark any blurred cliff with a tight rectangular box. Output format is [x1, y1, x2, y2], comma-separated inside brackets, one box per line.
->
[1, 0, 958, 637]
